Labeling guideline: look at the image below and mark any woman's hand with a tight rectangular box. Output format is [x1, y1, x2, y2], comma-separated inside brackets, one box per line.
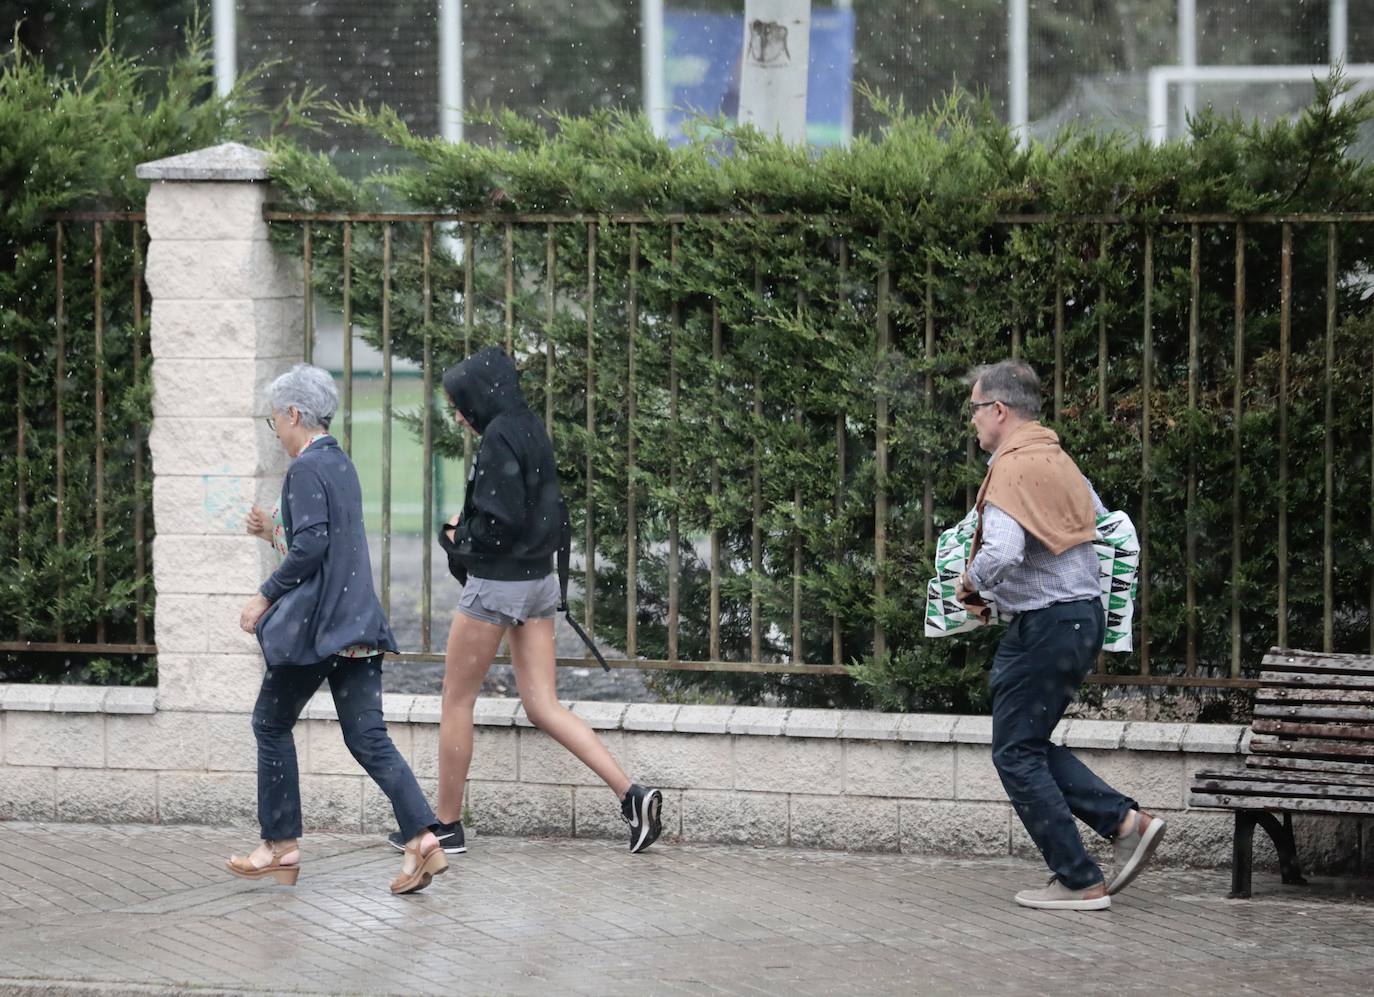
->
[239, 593, 271, 633]
[245, 505, 272, 543]
[443, 511, 461, 535]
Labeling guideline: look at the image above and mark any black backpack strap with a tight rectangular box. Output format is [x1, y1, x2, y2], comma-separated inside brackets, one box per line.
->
[558, 500, 609, 672]
[557, 501, 572, 612]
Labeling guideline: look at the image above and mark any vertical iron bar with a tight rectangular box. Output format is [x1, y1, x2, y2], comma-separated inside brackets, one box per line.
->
[1324, 224, 1337, 652]
[794, 285, 805, 665]
[1186, 224, 1200, 674]
[302, 221, 313, 363]
[668, 224, 681, 661]
[710, 295, 722, 662]
[751, 265, 762, 663]
[94, 221, 105, 642]
[545, 224, 556, 437]
[132, 221, 146, 646]
[463, 222, 475, 477]
[1139, 230, 1152, 676]
[874, 263, 890, 659]
[342, 223, 353, 455]
[833, 240, 848, 665]
[585, 222, 597, 647]
[1098, 225, 1108, 412]
[504, 221, 514, 354]
[1010, 223, 1022, 359]
[422, 222, 435, 654]
[923, 256, 935, 552]
[1054, 272, 1065, 421]
[14, 264, 25, 544]
[1278, 223, 1291, 648]
[626, 225, 639, 657]
[1232, 224, 1246, 677]
[381, 223, 393, 618]
[54, 223, 65, 640]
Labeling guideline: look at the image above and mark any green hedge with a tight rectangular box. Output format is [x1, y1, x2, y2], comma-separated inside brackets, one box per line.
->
[0, 13, 313, 683]
[265, 82, 1374, 711]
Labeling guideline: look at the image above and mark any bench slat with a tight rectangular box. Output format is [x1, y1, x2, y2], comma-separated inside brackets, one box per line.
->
[1188, 792, 1374, 816]
[1262, 648, 1374, 673]
[1251, 718, 1374, 741]
[1258, 671, 1374, 690]
[1249, 734, 1374, 760]
[1192, 775, 1374, 800]
[1205, 766, 1374, 789]
[1255, 703, 1374, 723]
[1245, 754, 1374, 777]
[1259, 687, 1374, 706]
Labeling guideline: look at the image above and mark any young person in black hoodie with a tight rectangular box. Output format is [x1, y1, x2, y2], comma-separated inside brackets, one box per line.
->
[388, 346, 664, 855]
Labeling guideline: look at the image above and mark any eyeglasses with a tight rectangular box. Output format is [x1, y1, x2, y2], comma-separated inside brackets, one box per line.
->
[968, 399, 1000, 415]
[264, 415, 278, 436]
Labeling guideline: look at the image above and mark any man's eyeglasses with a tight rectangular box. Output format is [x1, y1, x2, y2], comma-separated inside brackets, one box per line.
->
[968, 399, 1000, 415]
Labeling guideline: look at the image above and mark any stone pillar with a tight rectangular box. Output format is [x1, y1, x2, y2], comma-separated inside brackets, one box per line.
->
[137, 143, 304, 714]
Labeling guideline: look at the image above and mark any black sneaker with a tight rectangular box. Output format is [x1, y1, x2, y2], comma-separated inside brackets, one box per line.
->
[387, 819, 466, 854]
[620, 784, 663, 854]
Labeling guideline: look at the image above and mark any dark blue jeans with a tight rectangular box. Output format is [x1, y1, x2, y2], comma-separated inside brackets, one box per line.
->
[251, 655, 435, 842]
[989, 599, 1136, 890]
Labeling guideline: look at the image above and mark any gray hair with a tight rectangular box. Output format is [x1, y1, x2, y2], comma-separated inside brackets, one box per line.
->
[967, 359, 1042, 419]
[267, 363, 339, 429]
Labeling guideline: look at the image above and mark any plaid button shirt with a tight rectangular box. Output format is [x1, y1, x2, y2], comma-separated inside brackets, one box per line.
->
[965, 481, 1106, 615]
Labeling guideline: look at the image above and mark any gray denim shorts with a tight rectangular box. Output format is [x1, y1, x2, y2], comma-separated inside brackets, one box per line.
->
[457, 574, 560, 627]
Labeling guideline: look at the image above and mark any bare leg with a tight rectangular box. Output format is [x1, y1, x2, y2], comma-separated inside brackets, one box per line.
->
[509, 618, 632, 797]
[436, 612, 506, 824]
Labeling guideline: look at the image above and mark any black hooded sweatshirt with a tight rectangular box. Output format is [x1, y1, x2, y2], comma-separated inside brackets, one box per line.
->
[438, 347, 566, 582]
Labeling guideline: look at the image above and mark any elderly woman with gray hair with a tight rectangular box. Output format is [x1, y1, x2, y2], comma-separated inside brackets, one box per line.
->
[227, 363, 446, 895]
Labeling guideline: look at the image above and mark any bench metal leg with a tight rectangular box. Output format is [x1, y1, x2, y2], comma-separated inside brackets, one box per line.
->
[1230, 811, 1256, 899]
[1256, 811, 1308, 886]
[1230, 810, 1308, 898]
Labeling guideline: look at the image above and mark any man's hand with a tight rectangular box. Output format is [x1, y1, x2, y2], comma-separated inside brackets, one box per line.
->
[239, 593, 271, 634]
[954, 573, 972, 603]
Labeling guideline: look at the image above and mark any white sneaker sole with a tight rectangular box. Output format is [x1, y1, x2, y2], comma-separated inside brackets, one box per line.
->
[1108, 817, 1167, 895]
[1014, 894, 1111, 911]
[388, 836, 466, 855]
[629, 790, 663, 854]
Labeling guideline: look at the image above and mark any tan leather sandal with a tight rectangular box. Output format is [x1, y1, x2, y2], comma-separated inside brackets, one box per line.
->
[226, 840, 301, 886]
[390, 836, 448, 895]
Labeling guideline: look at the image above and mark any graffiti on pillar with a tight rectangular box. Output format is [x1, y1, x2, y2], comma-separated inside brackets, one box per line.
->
[747, 20, 791, 65]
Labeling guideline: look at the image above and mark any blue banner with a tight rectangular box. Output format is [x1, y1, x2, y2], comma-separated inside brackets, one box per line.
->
[664, 8, 855, 147]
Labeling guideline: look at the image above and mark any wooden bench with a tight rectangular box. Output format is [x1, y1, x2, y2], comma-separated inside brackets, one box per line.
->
[1188, 647, 1374, 898]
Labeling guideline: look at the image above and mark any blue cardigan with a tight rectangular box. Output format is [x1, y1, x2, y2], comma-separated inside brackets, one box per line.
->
[255, 436, 397, 667]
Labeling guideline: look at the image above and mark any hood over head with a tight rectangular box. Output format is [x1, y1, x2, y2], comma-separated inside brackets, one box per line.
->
[441, 346, 525, 433]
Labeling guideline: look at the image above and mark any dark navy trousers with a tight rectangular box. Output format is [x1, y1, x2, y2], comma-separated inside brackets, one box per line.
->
[252, 655, 435, 842]
[989, 599, 1136, 889]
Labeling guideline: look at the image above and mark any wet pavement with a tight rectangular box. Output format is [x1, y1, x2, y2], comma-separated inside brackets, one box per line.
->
[0, 822, 1371, 995]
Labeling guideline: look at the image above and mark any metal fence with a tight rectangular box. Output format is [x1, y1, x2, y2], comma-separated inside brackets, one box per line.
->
[2, 212, 154, 659]
[8, 209, 1371, 689]
[265, 209, 1374, 691]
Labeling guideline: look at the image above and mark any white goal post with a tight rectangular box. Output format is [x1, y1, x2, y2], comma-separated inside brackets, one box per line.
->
[1148, 63, 1374, 146]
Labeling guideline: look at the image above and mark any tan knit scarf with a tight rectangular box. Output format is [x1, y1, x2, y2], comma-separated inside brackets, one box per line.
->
[971, 421, 1095, 561]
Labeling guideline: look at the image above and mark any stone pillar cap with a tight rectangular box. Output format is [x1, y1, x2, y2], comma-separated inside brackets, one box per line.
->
[136, 142, 270, 182]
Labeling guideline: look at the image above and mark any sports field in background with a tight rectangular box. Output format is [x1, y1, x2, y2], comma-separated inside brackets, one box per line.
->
[340, 374, 469, 535]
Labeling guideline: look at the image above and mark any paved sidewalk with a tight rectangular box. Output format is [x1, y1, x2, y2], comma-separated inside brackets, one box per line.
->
[0, 823, 1371, 996]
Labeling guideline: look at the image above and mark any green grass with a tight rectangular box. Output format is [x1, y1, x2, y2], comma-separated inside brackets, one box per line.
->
[335, 374, 468, 535]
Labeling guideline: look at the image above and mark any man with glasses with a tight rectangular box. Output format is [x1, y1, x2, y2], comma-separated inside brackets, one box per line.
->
[958, 360, 1165, 911]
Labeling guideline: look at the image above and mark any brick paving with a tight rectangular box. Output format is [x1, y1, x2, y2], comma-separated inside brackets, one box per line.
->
[0, 823, 1371, 996]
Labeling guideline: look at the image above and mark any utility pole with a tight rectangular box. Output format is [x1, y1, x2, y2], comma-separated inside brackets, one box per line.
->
[738, 0, 811, 145]
[213, 0, 235, 97]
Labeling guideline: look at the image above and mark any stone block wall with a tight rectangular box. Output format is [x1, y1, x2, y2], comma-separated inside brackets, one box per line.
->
[4, 685, 1371, 876]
